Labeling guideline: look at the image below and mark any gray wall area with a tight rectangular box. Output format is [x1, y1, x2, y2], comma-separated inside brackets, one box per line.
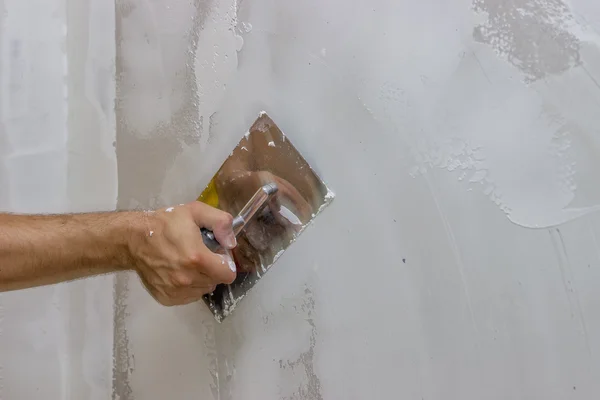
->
[0, 0, 116, 398]
[115, 0, 600, 398]
[2, 0, 600, 398]
[115, 0, 600, 399]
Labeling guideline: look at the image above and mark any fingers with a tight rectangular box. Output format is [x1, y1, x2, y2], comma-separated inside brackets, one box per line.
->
[187, 249, 237, 285]
[170, 202, 236, 282]
[139, 270, 218, 306]
[134, 202, 238, 308]
[186, 201, 237, 249]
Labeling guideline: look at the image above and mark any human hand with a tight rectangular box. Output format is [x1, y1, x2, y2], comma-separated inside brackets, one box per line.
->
[128, 202, 237, 306]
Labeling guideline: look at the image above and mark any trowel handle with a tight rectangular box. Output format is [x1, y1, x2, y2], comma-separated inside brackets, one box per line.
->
[231, 182, 278, 236]
[200, 183, 278, 253]
[200, 227, 222, 253]
[200, 215, 243, 253]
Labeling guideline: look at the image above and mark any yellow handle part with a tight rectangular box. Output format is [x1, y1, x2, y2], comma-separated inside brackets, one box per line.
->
[197, 177, 220, 208]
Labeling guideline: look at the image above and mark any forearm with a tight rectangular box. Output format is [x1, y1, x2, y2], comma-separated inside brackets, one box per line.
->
[0, 211, 140, 291]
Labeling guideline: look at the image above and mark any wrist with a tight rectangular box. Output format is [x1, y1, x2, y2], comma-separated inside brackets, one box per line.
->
[104, 211, 144, 270]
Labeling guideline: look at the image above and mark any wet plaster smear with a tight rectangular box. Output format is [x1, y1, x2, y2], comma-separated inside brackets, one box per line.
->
[109, 0, 600, 398]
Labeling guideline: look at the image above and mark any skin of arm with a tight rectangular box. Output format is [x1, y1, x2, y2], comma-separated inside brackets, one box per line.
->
[0, 202, 238, 306]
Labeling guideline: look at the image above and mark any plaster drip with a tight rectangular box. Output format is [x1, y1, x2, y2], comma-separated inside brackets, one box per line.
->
[201, 318, 220, 400]
[112, 273, 133, 400]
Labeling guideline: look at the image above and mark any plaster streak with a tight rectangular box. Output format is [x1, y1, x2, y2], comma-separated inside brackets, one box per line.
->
[114, 1, 222, 398]
[115, 0, 212, 209]
[201, 318, 220, 400]
[278, 287, 323, 400]
[112, 272, 133, 400]
[473, 0, 581, 82]
[194, 0, 242, 151]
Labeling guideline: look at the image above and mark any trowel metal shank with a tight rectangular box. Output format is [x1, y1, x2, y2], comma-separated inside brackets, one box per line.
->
[200, 183, 279, 253]
[198, 112, 334, 322]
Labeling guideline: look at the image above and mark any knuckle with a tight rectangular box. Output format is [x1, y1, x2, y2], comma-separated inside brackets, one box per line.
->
[222, 212, 234, 225]
[220, 269, 236, 285]
[216, 212, 234, 229]
[171, 272, 192, 288]
[184, 252, 204, 268]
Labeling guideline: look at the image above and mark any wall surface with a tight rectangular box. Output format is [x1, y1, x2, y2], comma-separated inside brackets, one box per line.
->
[114, 0, 600, 399]
[113, 0, 229, 398]
[3, 0, 600, 399]
[0, 0, 116, 398]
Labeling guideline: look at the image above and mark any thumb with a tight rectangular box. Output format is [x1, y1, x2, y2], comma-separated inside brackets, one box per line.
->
[186, 201, 237, 249]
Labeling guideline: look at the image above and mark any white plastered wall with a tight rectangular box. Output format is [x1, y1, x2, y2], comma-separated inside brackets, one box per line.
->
[115, 0, 600, 399]
[0, 0, 116, 398]
[3, 0, 600, 399]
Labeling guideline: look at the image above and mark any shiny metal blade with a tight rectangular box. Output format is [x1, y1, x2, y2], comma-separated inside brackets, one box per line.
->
[198, 111, 334, 321]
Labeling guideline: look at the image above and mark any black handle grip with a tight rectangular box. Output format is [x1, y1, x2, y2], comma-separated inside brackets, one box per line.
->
[200, 227, 221, 253]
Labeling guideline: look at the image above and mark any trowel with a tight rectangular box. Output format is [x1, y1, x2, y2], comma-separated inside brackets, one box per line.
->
[198, 112, 334, 322]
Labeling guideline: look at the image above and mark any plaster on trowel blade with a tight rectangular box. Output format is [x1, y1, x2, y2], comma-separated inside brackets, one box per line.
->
[198, 112, 334, 322]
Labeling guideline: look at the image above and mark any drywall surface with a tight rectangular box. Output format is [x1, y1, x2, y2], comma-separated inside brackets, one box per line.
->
[115, 0, 600, 399]
[113, 0, 228, 398]
[214, 0, 600, 398]
[0, 0, 116, 398]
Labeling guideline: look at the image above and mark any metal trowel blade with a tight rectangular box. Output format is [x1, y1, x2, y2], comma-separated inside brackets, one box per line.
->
[198, 111, 334, 322]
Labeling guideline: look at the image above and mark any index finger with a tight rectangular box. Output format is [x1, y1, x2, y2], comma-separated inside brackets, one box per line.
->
[186, 246, 237, 285]
[186, 201, 237, 249]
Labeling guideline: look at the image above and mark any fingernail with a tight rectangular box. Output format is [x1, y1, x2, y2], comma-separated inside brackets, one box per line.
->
[224, 234, 237, 249]
[228, 258, 237, 273]
[221, 254, 237, 273]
